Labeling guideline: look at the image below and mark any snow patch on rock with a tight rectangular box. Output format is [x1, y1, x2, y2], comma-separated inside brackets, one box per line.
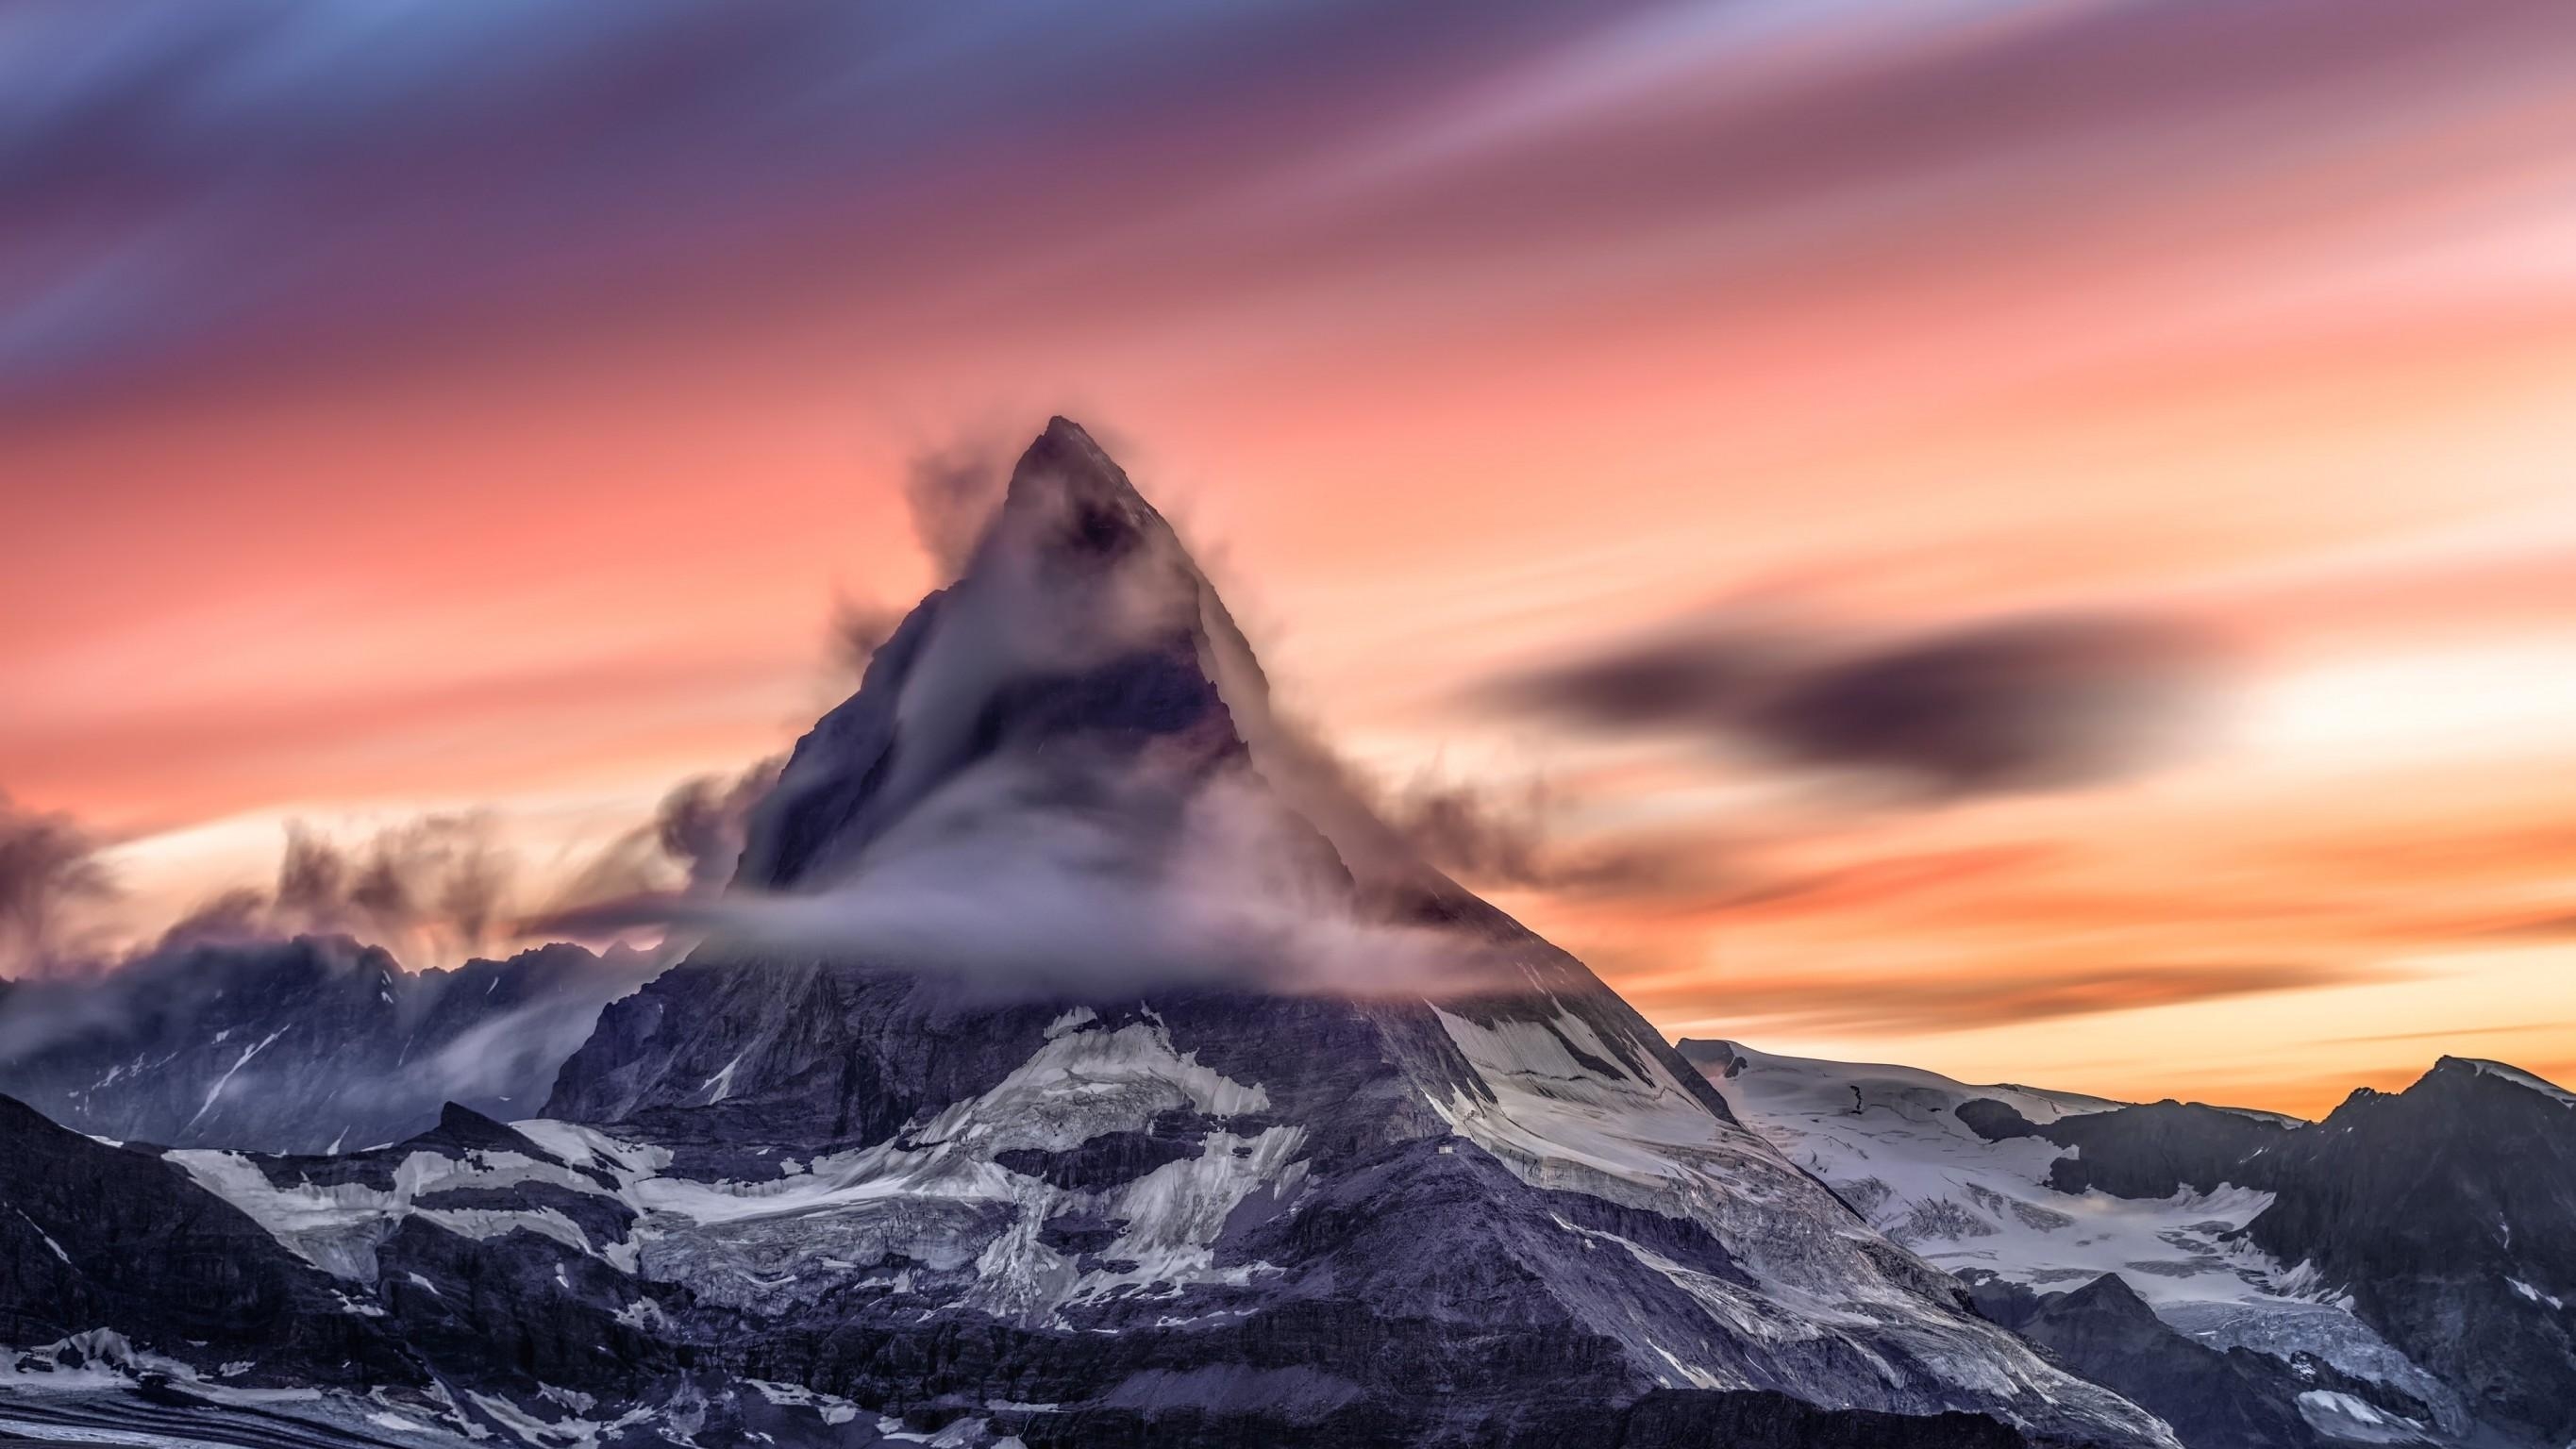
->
[583, 1015, 1299, 1327]
[172, 1144, 635, 1280]
[2461, 1058, 2576, 1108]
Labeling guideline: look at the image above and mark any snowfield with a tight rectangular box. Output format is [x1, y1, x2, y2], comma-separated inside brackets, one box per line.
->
[1697, 1041, 2467, 1426]
[1701, 1047, 2286, 1310]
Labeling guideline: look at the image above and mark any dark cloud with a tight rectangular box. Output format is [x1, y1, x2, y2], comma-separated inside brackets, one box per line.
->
[0, 752, 785, 987]
[1382, 780, 1557, 888]
[0, 934, 661, 1142]
[1608, 842, 2066, 923]
[1492, 613, 2229, 799]
[156, 889, 272, 950]
[1172, 549, 1702, 903]
[0, 6, 1576, 407]
[0, 2, 1653, 402]
[0, 793, 118, 975]
[11, 658, 807, 975]
[541, 757, 1515, 1001]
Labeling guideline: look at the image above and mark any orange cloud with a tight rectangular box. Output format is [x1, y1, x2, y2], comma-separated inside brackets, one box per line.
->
[1619, 959, 2399, 1038]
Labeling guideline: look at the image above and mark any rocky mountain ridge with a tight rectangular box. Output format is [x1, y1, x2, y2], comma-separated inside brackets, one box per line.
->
[0, 938, 658, 1154]
[1689, 1038, 2576, 1447]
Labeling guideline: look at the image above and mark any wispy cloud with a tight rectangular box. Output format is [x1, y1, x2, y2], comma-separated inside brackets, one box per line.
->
[1638, 959, 2395, 1038]
[2317, 1023, 2557, 1048]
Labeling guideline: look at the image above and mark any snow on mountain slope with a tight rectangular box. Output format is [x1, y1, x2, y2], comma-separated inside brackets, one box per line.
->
[85, 998, 2169, 1446]
[508, 994, 2173, 1436]
[2457, 1057, 2576, 1108]
[0, 1330, 484, 1448]
[2237, 1057, 2576, 1445]
[549, 1008, 1313, 1325]
[1686, 1041, 2468, 1436]
[1430, 1005, 2169, 1407]
[168, 1130, 644, 1282]
[1685, 1040, 2278, 1307]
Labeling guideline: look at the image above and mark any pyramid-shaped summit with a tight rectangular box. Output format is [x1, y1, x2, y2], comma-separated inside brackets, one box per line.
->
[731, 416, 1244, 897]
[541, 419, 2174, 1446]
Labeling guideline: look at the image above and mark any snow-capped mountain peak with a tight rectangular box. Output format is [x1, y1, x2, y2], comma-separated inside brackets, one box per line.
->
[2438, 1055, 2576, 1109]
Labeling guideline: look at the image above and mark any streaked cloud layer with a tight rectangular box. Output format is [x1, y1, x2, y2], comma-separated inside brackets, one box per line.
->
[5, 0, 2574, 1114]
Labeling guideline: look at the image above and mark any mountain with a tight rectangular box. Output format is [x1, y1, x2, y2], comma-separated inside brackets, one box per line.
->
[2240, 1058, 2576, 1445]
[0, 420, 2181, 1447]
[0, 1094, 2106, 1447]
[1690, 1038, 2576, 1447]
[1972, 1274, 2324, 1449]
[0, 937, 659, 1154]
[536, 419, 2173, 1445]
[0, 1091, 686, 1446]
[5, 420, 2556, 1448]
[0, 1095, 416, 1385]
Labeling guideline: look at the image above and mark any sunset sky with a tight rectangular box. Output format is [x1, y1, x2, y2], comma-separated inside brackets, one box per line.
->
[7, 0, 2575, 1117]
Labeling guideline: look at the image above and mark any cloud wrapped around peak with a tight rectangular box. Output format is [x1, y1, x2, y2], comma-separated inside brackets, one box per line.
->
[536, 419, 1535, 1001]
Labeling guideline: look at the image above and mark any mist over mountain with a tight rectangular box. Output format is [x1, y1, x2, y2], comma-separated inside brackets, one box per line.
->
[0, 936, 657, 1154]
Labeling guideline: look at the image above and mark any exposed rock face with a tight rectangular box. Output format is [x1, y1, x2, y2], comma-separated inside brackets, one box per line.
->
[0, 1096, 416, 1388]
[996, 1387, 2039, 1449]
[0, 1091, 704, 1445]
[0, 939, 657, 1154]
[1969, 1274, 2429, 1449]
[1954, 1096, 2296, 1199]
[2241, 1058, 2576, 1447]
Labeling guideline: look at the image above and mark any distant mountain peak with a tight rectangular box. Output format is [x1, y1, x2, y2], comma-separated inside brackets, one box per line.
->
[2429, 1054, 2576, 1108]
[0, 937, 655, 1154]
[422, 1100, 547, 1156]
[2058, 1271, 2153, 1313]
